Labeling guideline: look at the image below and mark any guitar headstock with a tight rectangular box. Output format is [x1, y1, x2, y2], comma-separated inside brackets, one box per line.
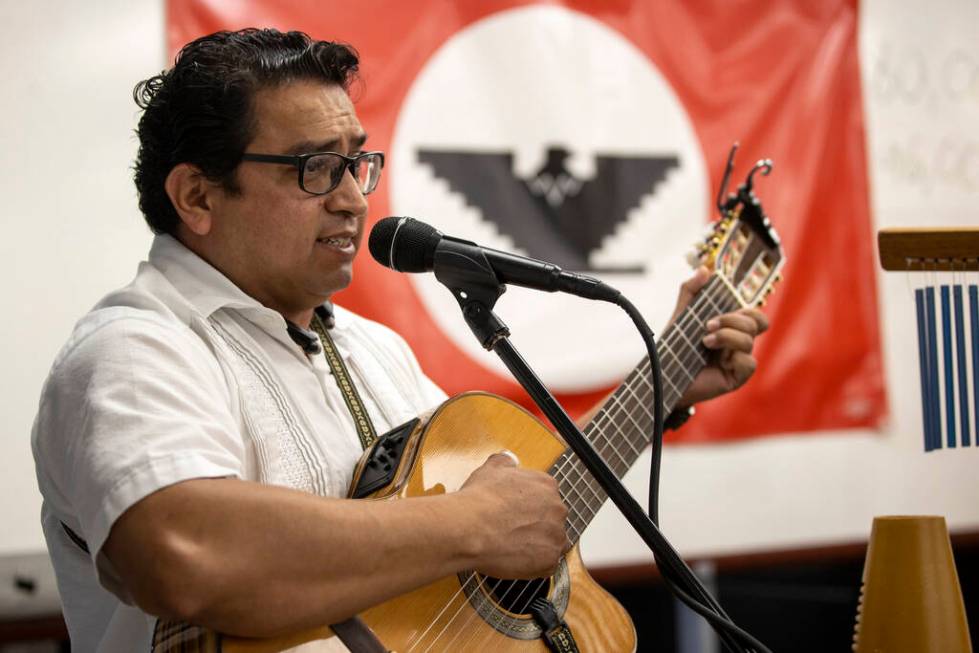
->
[688, 144, 786, 308]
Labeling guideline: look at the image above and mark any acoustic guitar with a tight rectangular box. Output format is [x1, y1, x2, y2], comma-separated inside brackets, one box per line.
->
[152, 200, 785, 652]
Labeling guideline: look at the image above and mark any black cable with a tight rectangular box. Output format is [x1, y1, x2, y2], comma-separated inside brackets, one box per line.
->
[609, 295, 736, 643]
[614, 293, 745, 653]
[666, 578, 773, 653]
[612, 295, 664, 526]
[610, 293, 772, 653]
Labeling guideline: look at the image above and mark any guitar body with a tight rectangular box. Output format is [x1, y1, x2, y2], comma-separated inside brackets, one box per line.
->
[155, 393, 636, 653]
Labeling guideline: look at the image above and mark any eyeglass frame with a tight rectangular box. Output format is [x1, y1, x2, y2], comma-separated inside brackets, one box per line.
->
[239, 150, 385, 196]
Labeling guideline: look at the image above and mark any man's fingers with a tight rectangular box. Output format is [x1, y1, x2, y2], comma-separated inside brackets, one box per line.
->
[705, 311, 762, 337]
[673, 267, 711, 314]
[741, 308, 769, 334]
[722, 351, 757, 384]
[703, 326, 755, 354]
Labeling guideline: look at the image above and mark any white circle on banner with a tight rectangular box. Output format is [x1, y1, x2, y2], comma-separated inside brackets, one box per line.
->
[390, 5, 708, 392]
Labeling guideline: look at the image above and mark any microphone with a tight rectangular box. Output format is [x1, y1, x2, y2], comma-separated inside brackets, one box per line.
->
[368, 216, 621, 302]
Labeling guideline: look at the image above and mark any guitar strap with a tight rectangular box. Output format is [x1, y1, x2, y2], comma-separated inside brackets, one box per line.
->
[307, 305, 391, 653]
[309, 305, 379, 450]
[331, 616, 391, 653]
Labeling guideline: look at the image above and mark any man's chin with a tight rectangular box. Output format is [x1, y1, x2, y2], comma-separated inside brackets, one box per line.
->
[313, 269, 353, 301]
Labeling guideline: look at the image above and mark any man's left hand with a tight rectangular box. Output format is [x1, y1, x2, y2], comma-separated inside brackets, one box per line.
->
[668, 267, 769, 407]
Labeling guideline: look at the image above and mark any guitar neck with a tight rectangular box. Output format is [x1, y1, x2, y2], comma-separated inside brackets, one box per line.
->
[551, 274, 743, 543]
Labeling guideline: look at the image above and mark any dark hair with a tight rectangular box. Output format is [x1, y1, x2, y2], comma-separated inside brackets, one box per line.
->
[132, 28, 360, 235]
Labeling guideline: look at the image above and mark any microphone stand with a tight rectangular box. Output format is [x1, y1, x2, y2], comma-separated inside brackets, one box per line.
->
[432, 241, 674, 579]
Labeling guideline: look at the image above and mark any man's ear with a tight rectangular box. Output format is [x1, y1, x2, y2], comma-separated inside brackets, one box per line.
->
[164, 163, 216, 236]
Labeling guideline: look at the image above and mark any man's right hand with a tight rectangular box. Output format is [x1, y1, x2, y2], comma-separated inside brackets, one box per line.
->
[458, 452, 570, 579]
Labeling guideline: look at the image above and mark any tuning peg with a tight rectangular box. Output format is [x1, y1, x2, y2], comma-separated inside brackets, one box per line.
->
[686, 249, 704, 268]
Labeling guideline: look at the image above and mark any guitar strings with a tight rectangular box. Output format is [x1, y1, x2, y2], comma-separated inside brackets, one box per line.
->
[511, 298, 731, 649]
[553, 275, 730, 510]
[414, 315, 726, 652]
[408, 573, 495, 652]
[405, 276, 737, 651]
[406, 398, 671, 648]
[407, 277, 734, 652]
[420, 398, 660, 648]
[476, 277, 735, 646]
[404, 301, 722, 652]
[477, 282, 735, 650]
[551, 276, 735, 528]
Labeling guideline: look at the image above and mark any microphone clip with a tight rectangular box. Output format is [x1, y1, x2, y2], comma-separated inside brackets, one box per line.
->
[431, 238, 511, 350]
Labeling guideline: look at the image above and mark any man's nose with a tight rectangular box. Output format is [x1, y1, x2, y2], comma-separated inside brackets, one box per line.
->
[325, 167, 370, 217]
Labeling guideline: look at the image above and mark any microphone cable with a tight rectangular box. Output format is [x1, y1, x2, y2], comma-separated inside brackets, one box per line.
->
[610, 293, 772, 653]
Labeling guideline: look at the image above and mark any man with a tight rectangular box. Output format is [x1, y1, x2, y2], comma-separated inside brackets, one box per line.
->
[32, 28, 767, 651]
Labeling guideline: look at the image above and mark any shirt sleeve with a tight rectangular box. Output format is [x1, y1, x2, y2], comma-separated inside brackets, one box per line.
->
[33, 309, 245, 595]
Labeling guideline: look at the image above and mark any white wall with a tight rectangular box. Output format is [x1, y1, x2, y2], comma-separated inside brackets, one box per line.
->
[0, 0, 161, 554]
[0, 0, 976, 569]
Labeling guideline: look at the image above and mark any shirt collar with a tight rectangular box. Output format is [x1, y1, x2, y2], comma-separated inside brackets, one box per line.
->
[148, 234, 276, 319]
[147, 235, 346, 341]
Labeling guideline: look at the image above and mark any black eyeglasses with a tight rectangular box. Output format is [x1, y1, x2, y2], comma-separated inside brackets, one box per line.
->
[240, 150, 385, 196]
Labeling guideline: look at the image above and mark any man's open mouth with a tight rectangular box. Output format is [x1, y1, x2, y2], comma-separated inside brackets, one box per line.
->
[317, 237, 353, 248]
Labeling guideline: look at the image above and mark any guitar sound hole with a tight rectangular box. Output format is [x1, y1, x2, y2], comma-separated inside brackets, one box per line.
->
[477, 574, 551, 615]
[458, 560, 569, 639]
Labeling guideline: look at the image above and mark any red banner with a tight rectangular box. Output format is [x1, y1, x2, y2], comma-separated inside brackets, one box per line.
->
[168, 0, 887, 441]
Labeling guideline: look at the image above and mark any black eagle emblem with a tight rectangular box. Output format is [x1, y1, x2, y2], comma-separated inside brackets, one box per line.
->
[418, 146, 679, 272]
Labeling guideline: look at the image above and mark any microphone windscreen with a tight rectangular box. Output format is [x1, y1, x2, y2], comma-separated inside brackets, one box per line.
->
[368, 216, 441, 272]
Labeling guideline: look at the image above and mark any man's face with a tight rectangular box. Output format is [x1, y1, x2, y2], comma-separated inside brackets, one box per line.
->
[203, 80, 370, 323]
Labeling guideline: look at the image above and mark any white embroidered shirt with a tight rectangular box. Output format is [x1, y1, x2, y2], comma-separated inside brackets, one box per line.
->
[32, 234, 447, 652]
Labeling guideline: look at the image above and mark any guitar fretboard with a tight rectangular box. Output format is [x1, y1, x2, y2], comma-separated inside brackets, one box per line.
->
[550, 275, 743, 543]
